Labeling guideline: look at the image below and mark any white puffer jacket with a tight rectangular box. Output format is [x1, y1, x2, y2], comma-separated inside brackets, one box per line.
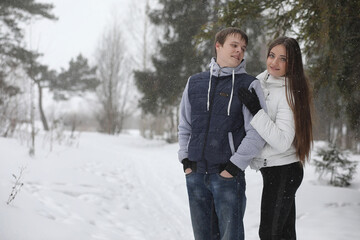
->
[250, 70, 298, 170]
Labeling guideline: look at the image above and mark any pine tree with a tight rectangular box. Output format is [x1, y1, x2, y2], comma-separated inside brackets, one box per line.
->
[0, 0, 56, 93]
[135, 0, 210, 113]
[197, 0, 266, 76]
[134, 0, 223, 140]
[299, 0, 360, 143]
[50, 54, 99, 100]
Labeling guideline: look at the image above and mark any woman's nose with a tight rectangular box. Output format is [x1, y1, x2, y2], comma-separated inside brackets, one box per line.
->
[271, 58, 279, 65]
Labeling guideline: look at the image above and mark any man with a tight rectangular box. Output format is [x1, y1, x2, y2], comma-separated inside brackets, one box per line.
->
[178, 27, 267, 240]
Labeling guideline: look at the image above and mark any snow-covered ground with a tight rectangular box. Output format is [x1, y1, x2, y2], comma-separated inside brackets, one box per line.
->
[1, 131, 359, 240]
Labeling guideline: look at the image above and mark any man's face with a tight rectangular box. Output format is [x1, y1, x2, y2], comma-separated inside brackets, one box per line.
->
[215, 34, 247, 68]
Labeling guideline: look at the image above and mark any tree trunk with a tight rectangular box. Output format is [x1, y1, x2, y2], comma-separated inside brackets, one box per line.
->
[36, 81, 49, 131]
[30, 80, 36, 156]
[143, 0, 149, 70]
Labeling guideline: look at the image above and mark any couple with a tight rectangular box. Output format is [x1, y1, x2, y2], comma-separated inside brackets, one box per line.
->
[177, 27, 313, 240]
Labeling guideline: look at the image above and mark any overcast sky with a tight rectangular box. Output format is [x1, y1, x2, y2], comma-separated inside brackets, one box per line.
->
[25, 0, 131, 71]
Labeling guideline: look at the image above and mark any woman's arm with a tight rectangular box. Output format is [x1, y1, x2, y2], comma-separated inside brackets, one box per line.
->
[250, 96, 295, 152]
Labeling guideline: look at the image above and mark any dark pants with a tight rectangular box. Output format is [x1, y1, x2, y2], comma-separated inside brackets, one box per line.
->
[185, 171, 246, 240]
[259, 162, 303, 240]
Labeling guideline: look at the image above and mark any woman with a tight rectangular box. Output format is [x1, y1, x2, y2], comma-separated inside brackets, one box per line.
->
[238, 37, 313, 240]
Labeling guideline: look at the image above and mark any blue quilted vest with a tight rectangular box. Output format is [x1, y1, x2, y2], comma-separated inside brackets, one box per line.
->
[187, 71, 257, 173]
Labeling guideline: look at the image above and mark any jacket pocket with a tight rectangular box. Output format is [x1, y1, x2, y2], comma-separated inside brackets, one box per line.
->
[228, 132, 235, 155]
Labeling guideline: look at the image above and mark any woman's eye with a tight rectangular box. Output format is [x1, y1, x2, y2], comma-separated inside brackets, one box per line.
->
[281, 58, 287, 62]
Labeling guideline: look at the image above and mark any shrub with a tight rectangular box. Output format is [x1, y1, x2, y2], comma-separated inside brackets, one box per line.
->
[313, 143, 358, 187]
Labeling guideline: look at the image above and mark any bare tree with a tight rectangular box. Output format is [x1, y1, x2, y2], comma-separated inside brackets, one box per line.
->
[126, 0, 170, 139]
[95, 18, 132, 134]
[126, 0, 155, 70]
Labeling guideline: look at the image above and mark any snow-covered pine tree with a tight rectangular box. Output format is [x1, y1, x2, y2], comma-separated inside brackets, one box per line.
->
[313, 143, 358, 187]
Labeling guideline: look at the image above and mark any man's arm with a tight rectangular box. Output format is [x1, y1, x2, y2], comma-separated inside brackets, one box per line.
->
[178, 78, 192, 163]
[225, 79, 267, 175]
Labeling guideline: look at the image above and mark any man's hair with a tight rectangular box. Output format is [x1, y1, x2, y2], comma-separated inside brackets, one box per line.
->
[214, 27, 248, 56]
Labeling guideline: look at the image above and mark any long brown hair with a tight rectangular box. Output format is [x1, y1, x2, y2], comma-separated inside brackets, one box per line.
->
[267, 37, 314, 164]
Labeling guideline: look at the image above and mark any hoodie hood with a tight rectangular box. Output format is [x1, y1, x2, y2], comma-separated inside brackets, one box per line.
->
[209, 57, 247, 77]
[206, 58, 247, 116]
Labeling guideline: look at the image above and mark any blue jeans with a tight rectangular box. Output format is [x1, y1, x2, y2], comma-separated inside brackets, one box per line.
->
[185, 171, 246, 240]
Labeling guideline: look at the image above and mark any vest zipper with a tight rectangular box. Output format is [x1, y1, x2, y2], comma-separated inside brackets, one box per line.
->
[201, 72, 220, 174]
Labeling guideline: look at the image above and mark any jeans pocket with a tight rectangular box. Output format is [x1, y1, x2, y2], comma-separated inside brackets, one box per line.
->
[217, 173, 235, 181]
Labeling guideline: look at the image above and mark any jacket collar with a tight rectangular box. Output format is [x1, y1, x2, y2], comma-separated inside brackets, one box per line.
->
[258, 70, 286, 87]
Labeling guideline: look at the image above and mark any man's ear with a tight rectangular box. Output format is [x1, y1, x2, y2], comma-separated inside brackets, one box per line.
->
[215, 42, 222, 51]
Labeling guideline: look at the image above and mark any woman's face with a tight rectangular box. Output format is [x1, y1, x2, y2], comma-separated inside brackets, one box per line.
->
[267, 44, 287, 77]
